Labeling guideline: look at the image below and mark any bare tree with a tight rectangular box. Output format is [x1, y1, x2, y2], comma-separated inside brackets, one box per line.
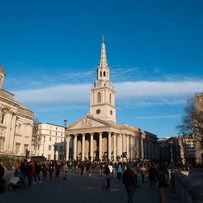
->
[177, 96, 203, 164]
[176, 97, 196, 135]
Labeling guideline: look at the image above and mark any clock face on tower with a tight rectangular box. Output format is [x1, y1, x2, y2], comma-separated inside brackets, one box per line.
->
[97, 81, 102, 87]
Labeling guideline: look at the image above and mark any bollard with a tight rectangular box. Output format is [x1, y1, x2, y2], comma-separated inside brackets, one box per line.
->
[188, 184, 203, 203]
[182, 178, 201, 203]
[175, 171, 184, 200]
[180, 175, 189, 201]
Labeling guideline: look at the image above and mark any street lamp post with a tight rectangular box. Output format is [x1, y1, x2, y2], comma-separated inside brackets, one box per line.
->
[64, 117, 67, 161]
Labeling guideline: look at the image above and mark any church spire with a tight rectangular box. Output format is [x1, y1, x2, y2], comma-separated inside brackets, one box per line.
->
[99, 35, 108, 68]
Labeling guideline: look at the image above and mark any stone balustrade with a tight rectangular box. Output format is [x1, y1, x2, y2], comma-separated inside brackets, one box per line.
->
[174, 170, 203, 203]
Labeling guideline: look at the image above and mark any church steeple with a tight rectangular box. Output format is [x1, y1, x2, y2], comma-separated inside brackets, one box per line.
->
[97, 35, 110, 81]
[90, 37, 116, 123]
[99, 35, 108, 68]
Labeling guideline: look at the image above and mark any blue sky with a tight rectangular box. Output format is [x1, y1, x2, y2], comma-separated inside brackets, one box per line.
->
[0, 0, 203, 138]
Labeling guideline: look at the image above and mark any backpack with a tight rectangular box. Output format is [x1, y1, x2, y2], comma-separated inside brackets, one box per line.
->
[123, 171, 137, 185]
[123, 171, 131, 185]
[159, 172, 170, 185]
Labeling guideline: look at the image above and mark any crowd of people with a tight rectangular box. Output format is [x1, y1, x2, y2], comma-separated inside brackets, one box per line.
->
[0, 158, 180, 203]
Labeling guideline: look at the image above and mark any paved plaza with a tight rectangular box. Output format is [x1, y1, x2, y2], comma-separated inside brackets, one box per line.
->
[1, 169, 180, 203]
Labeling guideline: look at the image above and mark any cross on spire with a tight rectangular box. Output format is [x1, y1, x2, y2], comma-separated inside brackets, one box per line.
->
[102, 35, 104, 43]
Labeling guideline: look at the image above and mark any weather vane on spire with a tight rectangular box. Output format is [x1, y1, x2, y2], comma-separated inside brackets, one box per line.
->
[102, 35, 104, 43]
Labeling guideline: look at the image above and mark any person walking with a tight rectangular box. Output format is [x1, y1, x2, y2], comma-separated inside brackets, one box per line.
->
[42, 162, 48, 180]
[104, 164, 111, 189]
[0, 160, 5, 194]
[63, 162, 68, 180]
[49, 161, 54, 180]
[148, 165, 155, 188]
[140, 164, 146, 183]
[55, 162, 61, 180]
[117, 164, 122, 179]
[86, 162, 90, 177]
[123, 163, 138, 203]
[158, 164, 169, 203]
[80, 162, 84, 176]
[34, 161, 41, 183]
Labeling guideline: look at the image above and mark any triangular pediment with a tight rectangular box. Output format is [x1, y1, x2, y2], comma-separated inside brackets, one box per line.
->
[67, 115, 110, 130]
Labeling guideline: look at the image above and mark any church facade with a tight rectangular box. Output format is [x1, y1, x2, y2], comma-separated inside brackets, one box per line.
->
[66, 39, 159, 162]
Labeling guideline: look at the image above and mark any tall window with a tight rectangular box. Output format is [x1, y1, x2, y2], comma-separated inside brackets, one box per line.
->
[109, 93, 112, 104]
[1, 113, 5, 124]
[103, 71, 106, 76]
[100, 71, 102, 76]
[15, 143, 20, 155]
[97, 92, 101, 103]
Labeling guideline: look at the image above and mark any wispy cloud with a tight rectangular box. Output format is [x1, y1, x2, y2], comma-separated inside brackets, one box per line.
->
[115, 81, 203, 99]
[14, 80, 203, 111]
[57, 70, 95, 80]
[135, 114, 181, 119]
[153, 67, 161, 74]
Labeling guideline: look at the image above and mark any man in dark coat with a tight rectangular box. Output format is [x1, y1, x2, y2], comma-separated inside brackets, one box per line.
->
[0, 159, 5, 194]
[34, 161, 41, 183]
[123, 163, 138, 203]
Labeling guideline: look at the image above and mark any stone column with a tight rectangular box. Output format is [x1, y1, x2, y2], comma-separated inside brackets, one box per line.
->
[127, 134, 129, 160]
[66, 135, 70, 160]
[82, 134, 85, 161]
[9, 113, 16, 152]
[20, 123, 26, 155]
[99, 132, 103, 160]
[117, 133, 122, 159]
[90, 133, 94, 161]
[5, 112, 13, 152]
[73, 134, 78, 160]
[122, 134, 125, 156]
[108, 132, 111, 161]
[129, 135, 132, 162]
[140, 138, 144, 159]
[113, 133, 117, 161]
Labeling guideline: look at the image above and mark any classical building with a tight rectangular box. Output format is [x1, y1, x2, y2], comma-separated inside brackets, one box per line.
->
[158, 135, 196, 165]
[178, 134, 196, 164]
[0, 65, 35, 158]
[194, 92, 203, 164]
[66, 38, 159, 162]
[31, 122, 66, 160]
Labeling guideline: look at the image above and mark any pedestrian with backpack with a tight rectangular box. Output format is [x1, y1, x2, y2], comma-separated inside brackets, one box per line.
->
[158, 164, 169, 203]
[123, 163, 138, 203]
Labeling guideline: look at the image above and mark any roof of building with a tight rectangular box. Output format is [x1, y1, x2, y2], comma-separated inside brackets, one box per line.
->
[0, 65, 5, 74]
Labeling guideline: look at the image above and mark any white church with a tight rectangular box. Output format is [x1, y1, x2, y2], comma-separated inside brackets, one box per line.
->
[66, 38, 159, 162]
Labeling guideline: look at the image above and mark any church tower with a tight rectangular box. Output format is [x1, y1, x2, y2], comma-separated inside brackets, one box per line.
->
[90, 36, 116, 122]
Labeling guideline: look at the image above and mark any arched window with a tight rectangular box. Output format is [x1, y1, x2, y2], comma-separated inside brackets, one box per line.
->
[109, 93, 111, 104]
[97, 92, 101, 103]
[103, 71, 106, 77]
[100, 71, 102, 77]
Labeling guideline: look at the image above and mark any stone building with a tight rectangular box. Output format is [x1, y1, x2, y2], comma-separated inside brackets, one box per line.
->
[31, 122, 66, 160]
[194, 92, 203, 164]
[0, 65, 35, 158]
[66, 38, 159, 162]
[158, 135, 196, 165]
